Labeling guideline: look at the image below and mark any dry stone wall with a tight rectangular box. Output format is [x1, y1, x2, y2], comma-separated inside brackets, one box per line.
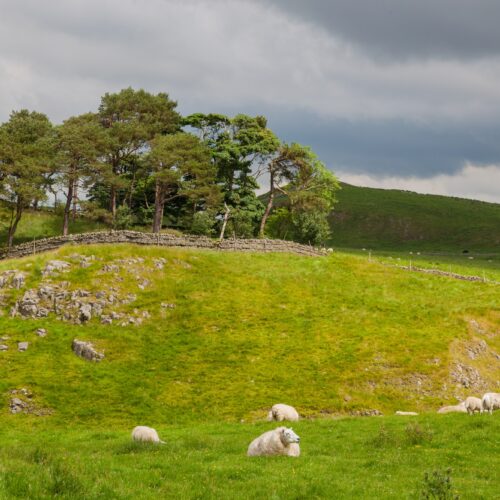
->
[0, 231, 324, 260]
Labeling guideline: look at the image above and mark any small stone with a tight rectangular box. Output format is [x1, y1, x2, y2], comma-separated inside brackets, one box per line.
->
[79, 304, 92, 323]
[72, 339, 104, 362]
[17, 342, 29, 352]
[36, 328, 47, 337]
[0, 344, 8, 351]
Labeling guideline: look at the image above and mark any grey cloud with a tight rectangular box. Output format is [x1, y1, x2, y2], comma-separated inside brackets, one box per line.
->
[259, 0, 500, 60]
[263, 109, 500, 177]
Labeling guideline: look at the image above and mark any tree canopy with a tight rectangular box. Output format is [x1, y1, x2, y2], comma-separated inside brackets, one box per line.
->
[0, 88, 339, 247]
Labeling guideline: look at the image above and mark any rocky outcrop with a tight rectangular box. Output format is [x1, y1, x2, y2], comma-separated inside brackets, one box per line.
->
[0, 231, 324, 260]
[8, 388, 52, 416]
[72, 339, 104, 362]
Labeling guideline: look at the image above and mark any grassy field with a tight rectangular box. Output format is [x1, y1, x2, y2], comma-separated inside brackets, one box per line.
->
[1, 245, 498, 498]
[329, 183, 500, 252]
[0, 416, 498, 499]
[0, 204, 105, 247]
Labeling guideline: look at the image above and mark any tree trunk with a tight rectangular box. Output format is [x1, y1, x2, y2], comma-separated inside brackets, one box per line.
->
[72, 182, 78, 221]
[63, 179, 75, 236]
[7, 202, 23, 249]
[259, 171, 275, 238]
[219, 203, 230, 241]
[152, 180, 164, 233]
[110, 185, 117, 219]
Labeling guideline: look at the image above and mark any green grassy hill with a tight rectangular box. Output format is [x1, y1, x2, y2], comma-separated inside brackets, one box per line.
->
[1, 245, 499, 498]
[330, 183, 500, 251]
[1, 245, 498, 425]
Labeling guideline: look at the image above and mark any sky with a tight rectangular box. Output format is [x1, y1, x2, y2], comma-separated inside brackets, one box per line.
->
[1, 0, 499, 203]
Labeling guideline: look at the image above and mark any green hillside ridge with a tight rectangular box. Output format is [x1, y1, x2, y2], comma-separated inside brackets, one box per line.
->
[1, 245, 498, 426]
[330, 183, 500, 251]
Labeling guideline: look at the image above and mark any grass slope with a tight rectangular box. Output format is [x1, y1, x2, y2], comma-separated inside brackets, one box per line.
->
[1, 245, 499, 498]
[1, 245, 498, 426]
[330, 183, 500, 251]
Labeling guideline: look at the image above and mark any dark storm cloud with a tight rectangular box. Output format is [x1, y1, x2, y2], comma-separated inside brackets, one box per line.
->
[261, 0, 500, 60]
[265, 109, 500, 177]
[0, 0, 499, 200]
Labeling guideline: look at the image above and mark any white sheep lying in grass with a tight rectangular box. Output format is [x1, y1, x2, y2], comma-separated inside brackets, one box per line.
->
[247, 427, 300, 457]
[464, 396, 483, 415]
[482, 392, 500, 415]
[131, 426, 165, 444]
[437, 402, 467, 414]
[267, 403, 299, 422]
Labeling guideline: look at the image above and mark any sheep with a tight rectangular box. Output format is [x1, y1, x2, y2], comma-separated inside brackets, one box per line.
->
[395, 411, 418, 416]
[247, 427, 300, 457]
[482, 392, 500, 415]
[437, 402, 467, 414]
[464, 396, 483, 415]
[131, 426, 165, 444]
[266, 403, 299, 422]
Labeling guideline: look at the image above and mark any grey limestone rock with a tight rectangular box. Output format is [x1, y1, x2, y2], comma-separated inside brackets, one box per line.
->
[78, 304, 92, 323]
[72, 339, 104, 362]
[17, 341, 29, 351]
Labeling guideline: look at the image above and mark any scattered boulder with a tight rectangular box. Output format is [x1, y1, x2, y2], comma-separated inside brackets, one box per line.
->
[161, 303, 176, 309]
[451, 362, 487, 390]
[0, 344, 8, 351]
[8, 388, 52, 416]
[36, 328, 47, 337]
[10, 397, 27, 414]
[350, 409, 383, 417]
[72, 339, 104, 362]
[466, 339, 488, 360]
[17, 341, 29, 351]
[78, 304, 92, 323]
[42, 260, 71, 277]
[100, 316, 112, 325]
[12, 272, 26, 289]
[395, 411, 419, 416]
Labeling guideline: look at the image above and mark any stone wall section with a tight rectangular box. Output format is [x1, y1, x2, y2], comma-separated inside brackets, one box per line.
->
[0, 231, 324, 260]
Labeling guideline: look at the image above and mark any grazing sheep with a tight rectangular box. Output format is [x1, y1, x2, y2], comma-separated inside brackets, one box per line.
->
[437, 402, 467, 414]
[131, 426, 165, 444]
[464, 397, 483, 415]
[482, 393, 500, 415]
[395, 411, 418, 416]
[266, 403, 299, 422]
[248, 427, 300, 457]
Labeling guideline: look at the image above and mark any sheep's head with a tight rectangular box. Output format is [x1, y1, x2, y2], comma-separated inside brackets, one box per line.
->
[281, 427, 300, 445]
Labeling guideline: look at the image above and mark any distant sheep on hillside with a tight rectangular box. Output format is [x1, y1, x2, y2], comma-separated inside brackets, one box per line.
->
[267, 404, 299, 422]
[482, 393, 500, 414]
[131, 426, 165, 444]
[247, 427, 300, 457]
[464, 397, 483, 415]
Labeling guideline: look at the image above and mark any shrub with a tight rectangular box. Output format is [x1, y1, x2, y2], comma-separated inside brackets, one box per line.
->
[405, 422, 433, 445]
[113, 205, 136, 230]
[420, 468, 459, 499]
[191, 211, 216, 236]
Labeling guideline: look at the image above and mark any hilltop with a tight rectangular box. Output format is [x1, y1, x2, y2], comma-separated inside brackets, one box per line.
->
[1, 244, 498, 426]
[330, 183, 500, 251]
